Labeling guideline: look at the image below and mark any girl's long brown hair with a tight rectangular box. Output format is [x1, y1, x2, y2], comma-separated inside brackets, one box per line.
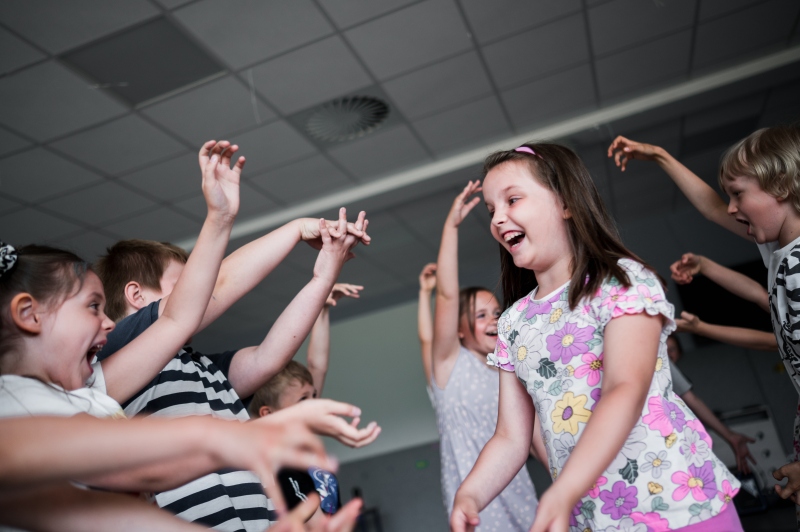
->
[484, 143, 660, 310]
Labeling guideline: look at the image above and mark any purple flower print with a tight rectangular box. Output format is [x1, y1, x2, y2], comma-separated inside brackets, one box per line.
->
[524, 292, 561, 320]
[642, 395, 686, 437]
[546, 322, 594, 364]
[671, 461, 717, 502]
[589, 388, 602, 411]
[570, 500, 582, 527]
[599, 481, 638, 520]
[491, 339, 515, 371]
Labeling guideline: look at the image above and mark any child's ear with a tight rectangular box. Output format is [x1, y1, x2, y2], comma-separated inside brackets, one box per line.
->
[124, 281, 146, 310]
[258, 405, 272, 417]
[10, 293, 42, 334]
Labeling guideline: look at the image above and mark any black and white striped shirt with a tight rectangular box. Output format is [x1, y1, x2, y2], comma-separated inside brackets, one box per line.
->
[98, 302, 275, 531]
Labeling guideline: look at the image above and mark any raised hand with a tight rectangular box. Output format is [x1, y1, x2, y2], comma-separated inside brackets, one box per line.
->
[199, 140, 244, 222]
[268, 398, 381, 449]
[607, 136, 662, 172]
[300, 212, 370, 250]
[675, 310, 701, 334]
[313, 208, 364, 284]
[419, 263, 437, 292]
[326, 283, 364, 307]
[447, 180, 482, 228]
[670, 253, 703, 284]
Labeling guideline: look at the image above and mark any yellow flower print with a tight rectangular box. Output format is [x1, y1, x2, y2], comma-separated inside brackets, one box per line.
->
[517, 345, 527, 361]
[648, 482, 663, 495]
[565, 365, 575, 377]
[549, 308, 563, 324]
[551, 467, 558, 480]
[561, 334, 575, 347]
[551, 392, 592, 435]
[665, 432, 677, 448]
[655, 357, 663, 372]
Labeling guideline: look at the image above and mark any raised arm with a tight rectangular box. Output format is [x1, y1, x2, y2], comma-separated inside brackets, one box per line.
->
[671, 252, 769, 311]
[418, 263, 437, 384]
[102, 141, 240, 403]
[676, 311, 777, 351]
[306, 283, 363, 396]
[608, 136, 749, 240]
[433, 181, 482, 387]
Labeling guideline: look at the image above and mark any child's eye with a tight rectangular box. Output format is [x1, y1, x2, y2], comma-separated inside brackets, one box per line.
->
[509, 197, 519, 205]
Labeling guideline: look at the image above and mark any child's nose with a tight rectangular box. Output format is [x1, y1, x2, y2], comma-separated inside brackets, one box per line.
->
[102, 314, 115, 332]
[727, 201, 737, 215]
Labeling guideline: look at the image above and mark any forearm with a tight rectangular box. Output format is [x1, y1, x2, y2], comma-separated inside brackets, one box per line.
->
[699, 257, 769, 310]
[680, 391, 733, 442]
[693, 321, 777, 351]
[433, 225, 461, 359]
[198, 219, 306, 332]
[418, 289, 434, 383]
[84, 453, 221, 493]
[306, 307, 330, 395]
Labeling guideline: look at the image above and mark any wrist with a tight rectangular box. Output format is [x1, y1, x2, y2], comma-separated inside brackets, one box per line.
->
[205, 210, 236, 228]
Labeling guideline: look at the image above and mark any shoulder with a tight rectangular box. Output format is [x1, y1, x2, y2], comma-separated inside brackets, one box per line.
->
[98, 301, 161, 361]
[0, 377, 82, 418]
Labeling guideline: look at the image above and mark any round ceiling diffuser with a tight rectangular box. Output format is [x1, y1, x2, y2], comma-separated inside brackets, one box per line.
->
[305, 95, 389, 142]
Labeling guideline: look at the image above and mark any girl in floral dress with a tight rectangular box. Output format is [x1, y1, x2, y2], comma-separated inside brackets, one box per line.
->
[451, 144, 742, 532]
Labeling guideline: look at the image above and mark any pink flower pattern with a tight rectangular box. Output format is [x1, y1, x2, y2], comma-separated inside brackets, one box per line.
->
[642, 395, 687, 437]
[671, 461, 718, 502]
[574, 352, 603, 386]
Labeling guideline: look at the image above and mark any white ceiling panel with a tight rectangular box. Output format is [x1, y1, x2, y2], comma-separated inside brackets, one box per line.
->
[683, 94, 765, 136]
[57, 229, 118, 262]
[693, 0, 799, 68]
[227, 120, 318, 174]
[0, 195, 22, 216]
[588, 0, 696, 56]
[41, 181, 156, 225]
[382, 51, 492, 121]
[698, 0, 763, 21]
[49, 114, 187, 176]
[250, 36, 372, 115]
[0, 126, 32, 158]
[390, 187, 456, 248]
[119, 152, 199, 202]
[0, 207, 82, 245]
[173, 181, 279, 222]
[317, 0, 419, 29]
[501, 64, 596, 130]
[328, 125, 430, 181]
[595, 30, 691, 101]
[482, 14, 589, 89]
[249, 154, 354, 205]
[344, 0, 472, 80]
[338, 257, 405, 296]
[0, 148, 103, 203]
[0, 27, 45, 75]
[461, 0, 582, 44]
[153, 0, 193, 9]
[173, 0, 333, 70]
[0, 0, 158, 54]
[412, 95, 511, 156]
[0, 61, 127, 142]
[104, 206, 199, 242]
[142, 76, 275, 146]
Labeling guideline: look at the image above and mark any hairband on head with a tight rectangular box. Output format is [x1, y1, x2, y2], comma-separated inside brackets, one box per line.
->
[514, 146, 536, 156]
[0, 241, 17, 278]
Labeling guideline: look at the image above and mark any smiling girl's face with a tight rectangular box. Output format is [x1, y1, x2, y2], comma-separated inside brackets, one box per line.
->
[459, 290, 501, 356]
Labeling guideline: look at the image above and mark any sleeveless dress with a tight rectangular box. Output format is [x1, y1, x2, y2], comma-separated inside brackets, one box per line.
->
[431, 346, 538, 531]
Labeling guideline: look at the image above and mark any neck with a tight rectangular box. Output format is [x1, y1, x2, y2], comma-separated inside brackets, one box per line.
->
[779, 211, 800, 247]
[1, 343, 50, 385]
[533, 254, 573, 297]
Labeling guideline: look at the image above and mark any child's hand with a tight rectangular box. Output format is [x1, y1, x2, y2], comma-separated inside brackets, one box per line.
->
[774, 461, 800, 503]
[326, 283, 363, 307]
[450, 493, 481, 532]
[670, 253, 703, 284]
[199, 140, 244, 222]
[727, 431, 756, 475]
[607, 136, 662, 172]
[419, 263, 437, 292]
[312, 208, 364, 284]
[447, 180, 482, 228]
[299, 213, 370, 249]
[529, 486, 571, 532]
[268, 398, 381, 449]
[271, 493, 362, 531]
[675, 311, 701, 333]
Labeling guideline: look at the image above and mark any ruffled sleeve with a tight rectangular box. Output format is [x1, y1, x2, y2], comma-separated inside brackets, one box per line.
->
[487, 310, 516, 372]
[594, 259, 676, 335]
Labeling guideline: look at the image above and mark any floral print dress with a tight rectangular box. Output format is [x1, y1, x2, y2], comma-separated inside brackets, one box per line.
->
[488, 259, 740, 531]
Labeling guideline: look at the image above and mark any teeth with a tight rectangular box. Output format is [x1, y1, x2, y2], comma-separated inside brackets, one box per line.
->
[504, 231, 523, 243]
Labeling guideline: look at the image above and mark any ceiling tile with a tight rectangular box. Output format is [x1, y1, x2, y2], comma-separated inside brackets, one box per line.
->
[327, 125, 430, 181]
[693, 0, 799, 68]
[0, 27, 45, 75]
[257, 259, 315, 299]
[698, 0, 762, 21]
[249, 154, 354, 205]
[49, 114, 187, 176]
[0, 195, 22, 216]
[0, 0, 158, 54]
[227, 120, 318, 174]
[461, 0, 582, 44]
[119, 152, 199, 201]
[382, 51, 493, 121]
[390, 187, 457, 248]
[344, 0, 472, 80]
[317, 0, 418, 29]
[172, 181, 279, 221]
[41, 181, 157, 225]
[142, 76, 274, 145]
[104, 206, 200, 242]
[173, 0, 333, 69]
[588, 0, 696, 56]
[0, 207, 82, 245]
[57, 230, 118, 262]
[0, 61, 127, 142]
[412, 95, 511, 156]
[612, 177, 676, 224]
[0, 126, 32, 158]
[154, 0, 194, 9]
[501, 64, 596, 130]
[482, 14, 589, 89]
[0, 148, 103, 202]
[595, 30, 691, 101]
[337, 257, 404, 296]
[250, 36, 372, 115]
[683, 94, 765, 136]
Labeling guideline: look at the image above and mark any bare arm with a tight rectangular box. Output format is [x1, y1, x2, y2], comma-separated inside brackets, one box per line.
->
[102, 141, 239, 404]
[676, 311, 777, 351]
[608, 136, 748, 239]
[418, 263, 437, 384]
[433, 182, 482, 388]
[671, 253, 769, 311]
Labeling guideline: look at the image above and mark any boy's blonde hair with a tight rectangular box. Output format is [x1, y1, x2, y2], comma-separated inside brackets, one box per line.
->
[719, 125, 800, 213]
[248, 361, 314, 418]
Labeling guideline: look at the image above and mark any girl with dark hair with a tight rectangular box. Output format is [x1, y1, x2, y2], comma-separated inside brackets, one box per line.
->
[451, 144, 742, 531]
[431, 181, 538, 530]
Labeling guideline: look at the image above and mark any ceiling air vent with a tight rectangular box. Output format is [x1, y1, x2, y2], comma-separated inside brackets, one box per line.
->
[305, 96, 389, 143]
